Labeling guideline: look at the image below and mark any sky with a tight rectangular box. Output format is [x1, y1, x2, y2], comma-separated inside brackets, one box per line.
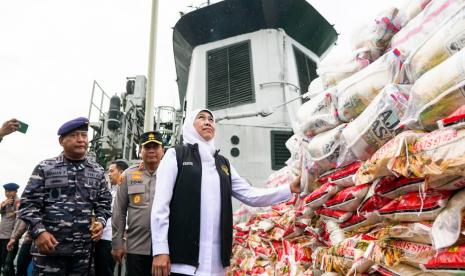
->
[0, 0, 404, 199]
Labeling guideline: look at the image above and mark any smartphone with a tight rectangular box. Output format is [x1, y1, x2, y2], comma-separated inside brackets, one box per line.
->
[17, 121, 28, 134]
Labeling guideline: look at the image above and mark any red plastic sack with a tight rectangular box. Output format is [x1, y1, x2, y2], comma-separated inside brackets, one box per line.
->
[303, 182, 339, 209]
[324, 183, 371, 212]
[316, 208, 353, 223]
[422, 244, 465, 272]
[373, 176, 424, 199]
[377, 190, 452, 222]
[317, 162, 362, 187]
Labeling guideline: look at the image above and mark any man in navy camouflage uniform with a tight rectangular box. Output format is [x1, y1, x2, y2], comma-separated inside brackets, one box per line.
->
[19, 117, 112, 275]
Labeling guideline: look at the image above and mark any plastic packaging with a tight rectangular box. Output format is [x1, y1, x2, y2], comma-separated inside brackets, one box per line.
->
[373, 176, 424, 199]
[403, 4, 465, 82]
[432, 188, 465, 250]
[421, 244, 465, 273]
[391, 0, 465, 57]
[317, 48, 372, 89]
[437, 104, 465, 129]
[315, 208, 353, 224]
[355, 130, 425, 184]
[377, 190, 452, 222]
[316, 162, 362, 188]
[369, 222, 434, 244]
[323, 183, 371, 212]
[352, 7, 402, 52]
[401, 0, 433, 22]
[297, 88, 340, 138]
[303, 182, 339, 209]
[338, 84, 410, 165]
[390, 128, 465, 178]
[306, 124, 346, 175]
[335, 50, 402, 122]
[402, 47, 465, 130]
[306, 77, 324, 98]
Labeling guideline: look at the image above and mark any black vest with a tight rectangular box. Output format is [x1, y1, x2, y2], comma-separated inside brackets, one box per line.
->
[169, 144, 233, 268]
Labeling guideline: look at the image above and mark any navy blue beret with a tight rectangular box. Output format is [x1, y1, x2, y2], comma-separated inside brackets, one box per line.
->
[3, 183, 19, 191]
[57, 117, 89, 136]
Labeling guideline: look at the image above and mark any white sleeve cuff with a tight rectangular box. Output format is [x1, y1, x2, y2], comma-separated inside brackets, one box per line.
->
[277, 183, 293, 201]
[153, 241, 170, 256]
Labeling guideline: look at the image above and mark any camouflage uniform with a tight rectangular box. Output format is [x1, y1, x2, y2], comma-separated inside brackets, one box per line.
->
[19, 153, 112, 276]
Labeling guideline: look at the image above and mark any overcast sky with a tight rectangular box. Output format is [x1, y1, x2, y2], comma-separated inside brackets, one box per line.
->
[0, 0, 403, 199]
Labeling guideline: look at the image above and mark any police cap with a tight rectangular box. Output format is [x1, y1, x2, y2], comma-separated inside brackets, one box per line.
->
[3, 183, 19, 191]
[57, 117, 89, 137]
[140, 131, 163, 146]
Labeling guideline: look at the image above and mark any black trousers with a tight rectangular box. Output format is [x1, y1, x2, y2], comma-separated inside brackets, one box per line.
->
[0, 239, 8, 271]
[3, 239, 18, 276]
[94, 240, 114, 276]
[16, 242, 32, 276]
[0, 238, 18, 276]
[125, 253, 152, 276]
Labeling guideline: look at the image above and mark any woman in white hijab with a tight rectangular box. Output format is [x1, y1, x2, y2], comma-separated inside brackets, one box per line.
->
[151, 109, 300, 276]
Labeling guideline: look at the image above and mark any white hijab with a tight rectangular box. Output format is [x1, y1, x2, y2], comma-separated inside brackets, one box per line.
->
[182, 108, 216, 163]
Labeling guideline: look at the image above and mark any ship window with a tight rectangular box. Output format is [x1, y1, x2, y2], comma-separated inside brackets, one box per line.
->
[206, 40, 255, 109]
[293, 46, 318, 102]
[270, 130, 293, 170]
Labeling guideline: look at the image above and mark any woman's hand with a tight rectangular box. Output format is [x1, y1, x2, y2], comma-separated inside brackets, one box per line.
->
[152, 254, 171, 276]
[290, 175, 301, 194]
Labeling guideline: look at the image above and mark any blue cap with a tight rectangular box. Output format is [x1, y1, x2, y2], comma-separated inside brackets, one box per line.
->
[3, 183, 19, 191]
[57, 117, 89, 137]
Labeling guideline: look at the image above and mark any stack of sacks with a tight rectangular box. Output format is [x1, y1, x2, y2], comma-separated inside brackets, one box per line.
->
[228, 197, 322, 275]
[231, 0, 465, 273]
[315, 5, 405, 91]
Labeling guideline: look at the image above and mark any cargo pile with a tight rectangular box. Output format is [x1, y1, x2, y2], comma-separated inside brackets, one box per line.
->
[229, 0, 465, 275]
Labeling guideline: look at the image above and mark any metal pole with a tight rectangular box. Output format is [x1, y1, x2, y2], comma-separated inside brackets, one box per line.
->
[144, 0, 159, 132]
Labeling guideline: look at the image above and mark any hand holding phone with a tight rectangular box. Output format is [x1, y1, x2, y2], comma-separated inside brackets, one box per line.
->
[17, 121, 28, 134]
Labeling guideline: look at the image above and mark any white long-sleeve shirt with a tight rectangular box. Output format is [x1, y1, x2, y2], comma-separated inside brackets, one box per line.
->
[151, 148, 292, 276]
[102, 184, 118, 241]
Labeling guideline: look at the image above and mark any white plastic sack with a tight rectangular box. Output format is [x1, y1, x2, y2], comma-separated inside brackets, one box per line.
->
[338, 84, 410, 165]
[306, 77, 324, 99]
[336, 50, 402, 122]
[317, 48, 372, 89]
[391, 0, 465, 57]
[403, 4, 465, 82]
[402, 47, 465, 130]
[296, 88, 340, 138]
[352, 7, 403, 52]
[306, 124, 346, 174]
[401, 0, 432, 22]
[432, 188, 465, 249]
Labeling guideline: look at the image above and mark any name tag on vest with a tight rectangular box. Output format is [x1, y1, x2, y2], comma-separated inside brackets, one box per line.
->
[182, 161, 193, 166]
